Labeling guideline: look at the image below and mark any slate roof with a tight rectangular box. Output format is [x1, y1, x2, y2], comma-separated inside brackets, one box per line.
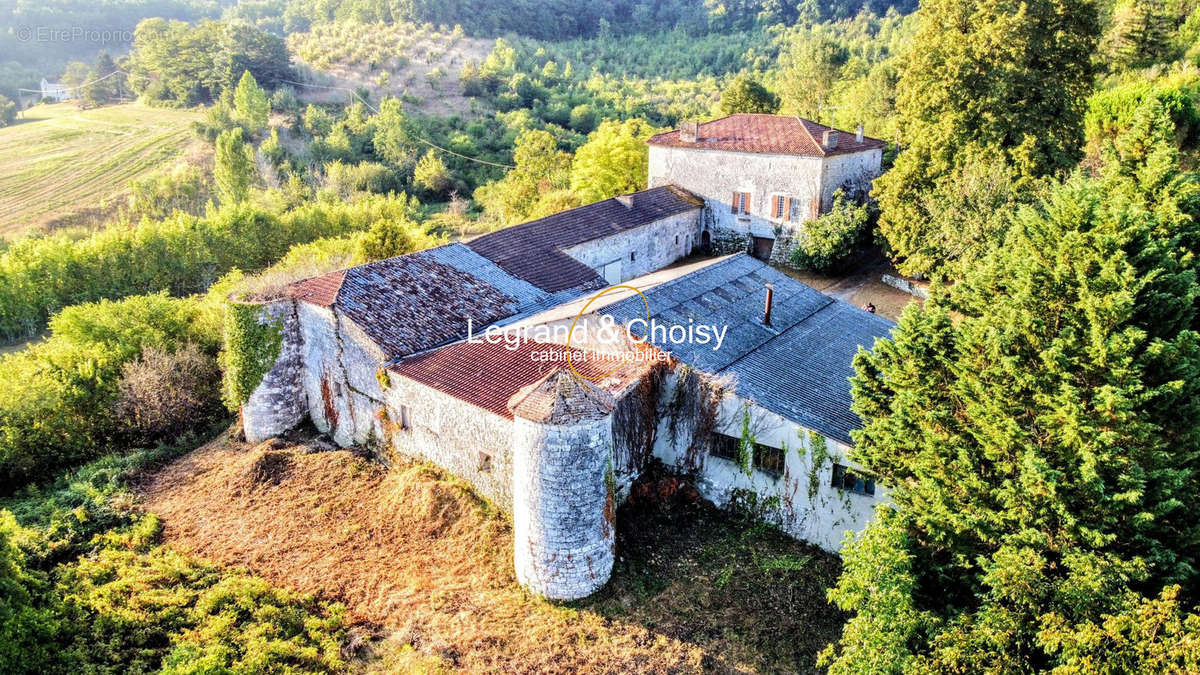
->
[466, 185, 702, 293]
[388, 339, 650, 420]
[647, 114, 886, 157]
[283, 243, 595, 359]
[600, 254, 894, 444]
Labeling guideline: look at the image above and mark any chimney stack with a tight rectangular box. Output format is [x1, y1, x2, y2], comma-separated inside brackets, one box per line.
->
[616, 194, 633, 208]
[822, 129, 839, 150]
[680, 120, 700, 143]
[763, 283, 774, 327]
[856, 124, 864, 144]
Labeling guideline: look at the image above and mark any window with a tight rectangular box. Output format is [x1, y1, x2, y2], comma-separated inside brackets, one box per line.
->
[831, 463, 876, 496]
[789, 198, 804, 222]
[753, 444, 785, 477]
[675, 234, 679, 244]
[630, 251, 636, 262]
[399, 405, 411, 430]
[710, 433, 740, 461]
[730, 191, 751, 215]
[478, 451, 493, 473]
[771, 195, 787, 220]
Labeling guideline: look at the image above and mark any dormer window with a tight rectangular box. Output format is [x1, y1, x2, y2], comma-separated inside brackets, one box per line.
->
[731, 192, 751, 215]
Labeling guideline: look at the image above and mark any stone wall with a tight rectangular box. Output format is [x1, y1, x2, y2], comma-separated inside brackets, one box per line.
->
[382, 374, 516, 511]
[649, 145, 825, 239]
[648, 144, 882, 255]
[242, 300, 306, 443]
[561, 208, 701, 284]
[296, 303, 388, 448]
[512, 413, 615, 600]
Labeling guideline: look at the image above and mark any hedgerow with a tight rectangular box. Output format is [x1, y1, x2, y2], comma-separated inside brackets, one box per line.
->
[0, 194, 418, 341]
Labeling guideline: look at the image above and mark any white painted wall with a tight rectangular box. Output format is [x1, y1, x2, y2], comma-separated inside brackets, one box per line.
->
[652, 372, 885, 552]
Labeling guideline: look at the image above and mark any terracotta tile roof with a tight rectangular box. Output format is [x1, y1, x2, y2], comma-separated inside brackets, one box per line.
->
[388, 339, 653, 420]
[287, 269, 345, 307]
[647, 114, 885, 157]
[466, 185, 702, 293]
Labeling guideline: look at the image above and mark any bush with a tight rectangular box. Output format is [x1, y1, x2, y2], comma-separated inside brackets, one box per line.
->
[116, 344, 222, 445]
[788, 191, 871, 273]
[0, 294, 221, 492]
[0, 196, 413, 341]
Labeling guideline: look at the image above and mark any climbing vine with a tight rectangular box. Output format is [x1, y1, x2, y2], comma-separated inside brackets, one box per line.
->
[663, 365, 728, 471]
[806, 431, 830, 500]
[221, 302, 284, 410]
[737, 407, 755, 476]
[612, 363, 666, 474]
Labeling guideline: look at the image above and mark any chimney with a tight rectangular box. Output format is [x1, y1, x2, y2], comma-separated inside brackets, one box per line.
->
[822, 129, 839, 150]
[763, 283, 774, 327]
[616, 194, 633, 208]
[680, 120, 700, 143]
[856, 124, 864, 144]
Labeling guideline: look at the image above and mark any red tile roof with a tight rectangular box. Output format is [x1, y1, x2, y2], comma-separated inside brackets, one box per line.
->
[465, 185, 702, 292]
[647, 114, 885, 157]
[388, 339, 656, 420]
[287, 269, 345, 307]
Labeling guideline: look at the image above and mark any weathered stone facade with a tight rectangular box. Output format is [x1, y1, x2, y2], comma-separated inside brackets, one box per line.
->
[561, 208, 700, 283]
[242, 300, 306, 444]
[511, 410, 615, 600]
[647, 131, 882, 260]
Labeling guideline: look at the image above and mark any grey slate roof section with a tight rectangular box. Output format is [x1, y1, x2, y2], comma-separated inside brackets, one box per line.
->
[601, 254, 894, 444]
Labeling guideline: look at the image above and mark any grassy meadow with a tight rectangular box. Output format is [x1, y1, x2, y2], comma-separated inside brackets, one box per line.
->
[0, 102, 200, 235]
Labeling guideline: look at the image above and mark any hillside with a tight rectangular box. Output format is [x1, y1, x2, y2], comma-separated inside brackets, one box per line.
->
[0, 102, 201, 235]
[141, 433, 846, 672]
[288, 22, 494, 117]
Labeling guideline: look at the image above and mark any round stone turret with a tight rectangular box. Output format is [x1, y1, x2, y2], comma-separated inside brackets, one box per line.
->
[509, 371, 616, 600]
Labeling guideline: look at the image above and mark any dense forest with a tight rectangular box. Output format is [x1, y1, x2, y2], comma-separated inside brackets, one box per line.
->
[4, 0, 1200, 671]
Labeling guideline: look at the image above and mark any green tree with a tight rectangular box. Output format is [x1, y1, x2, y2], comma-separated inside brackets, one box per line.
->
[232, 70, 269, 135]
[776, 28, 846, 120]
[569, 119, 658, 204]
[413, 149, 453, 197]
[474, 129, 570, 225]
[82, 52, 120, 107]
[214, 128, 255, 205]
[874, 0, 1100, 279]
[1102, 0, 1172, 71]
[0, 95, 15, 128]
[788, 191, 870, 272]
[824, 104, 1200, 671]
[719, 74, 780, 115]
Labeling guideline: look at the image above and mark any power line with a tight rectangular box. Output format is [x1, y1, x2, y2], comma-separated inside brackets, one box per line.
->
[17, 68, 150, 94]
[277, 77, 515, 169]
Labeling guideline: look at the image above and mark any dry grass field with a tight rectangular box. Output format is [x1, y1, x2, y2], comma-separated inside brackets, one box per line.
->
[140, 433, 846, 673]
[0, 102, 201, 236]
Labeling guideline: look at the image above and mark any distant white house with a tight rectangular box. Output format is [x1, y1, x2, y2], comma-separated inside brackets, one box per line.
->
[40, 78, 73, 102]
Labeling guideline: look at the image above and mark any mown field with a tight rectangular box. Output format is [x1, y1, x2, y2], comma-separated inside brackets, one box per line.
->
[0, 102, 200, 235]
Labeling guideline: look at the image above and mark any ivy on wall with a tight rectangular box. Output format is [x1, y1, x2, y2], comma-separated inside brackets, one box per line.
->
[221, 302, 284, 410]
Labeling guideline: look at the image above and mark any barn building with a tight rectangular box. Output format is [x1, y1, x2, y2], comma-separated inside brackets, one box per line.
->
[237, 116, 894, 600]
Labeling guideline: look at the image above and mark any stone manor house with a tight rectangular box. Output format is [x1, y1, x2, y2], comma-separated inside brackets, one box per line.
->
[239, 114, 892, 600]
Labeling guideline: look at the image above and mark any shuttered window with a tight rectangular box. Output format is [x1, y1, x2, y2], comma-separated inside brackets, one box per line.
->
[731, 192, 750, 215]
[771, 195, 787, 219]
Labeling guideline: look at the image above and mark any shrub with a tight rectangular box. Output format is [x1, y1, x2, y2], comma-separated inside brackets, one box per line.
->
[788, 191, 871, 273]
[116, 344, 222, 445]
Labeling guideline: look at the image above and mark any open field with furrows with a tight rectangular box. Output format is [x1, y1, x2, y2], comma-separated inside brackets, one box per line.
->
[0, 102, 201, 236]
[141, 433, 846, 673]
